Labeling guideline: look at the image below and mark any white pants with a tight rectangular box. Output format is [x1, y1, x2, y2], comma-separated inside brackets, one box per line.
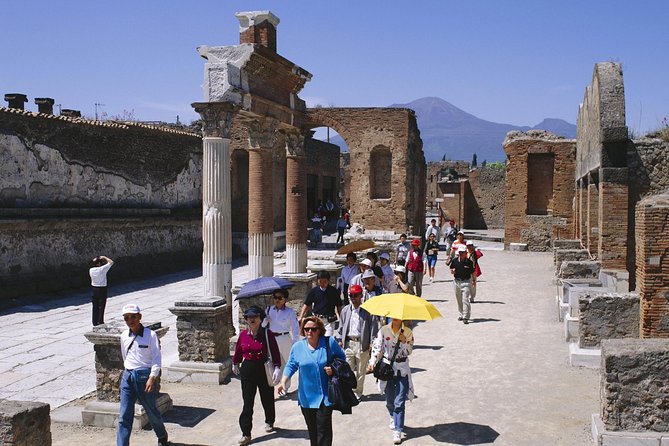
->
[454, 278, 472, 320]
[344, 339, 370, 397]
[274, 333, 294, 391]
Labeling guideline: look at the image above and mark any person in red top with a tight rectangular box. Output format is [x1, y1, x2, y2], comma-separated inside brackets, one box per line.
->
[232, 306, 282, 445]
[466, 241, 483, 302]
[405, 239, 424, 296]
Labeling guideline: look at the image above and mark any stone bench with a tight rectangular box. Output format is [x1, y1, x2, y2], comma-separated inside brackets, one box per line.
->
[0, 400, 51, 445]
[559, 260, 601, 279]
[554, 249, 590, 272]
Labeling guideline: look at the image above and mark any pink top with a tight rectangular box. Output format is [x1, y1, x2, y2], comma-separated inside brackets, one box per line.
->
[233, 328, 281, 368]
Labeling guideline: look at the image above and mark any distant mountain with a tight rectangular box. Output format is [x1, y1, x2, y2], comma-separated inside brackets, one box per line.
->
[322, 97, 576, 163]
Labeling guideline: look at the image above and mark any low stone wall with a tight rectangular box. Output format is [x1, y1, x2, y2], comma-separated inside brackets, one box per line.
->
[0, 213, 201, 301]
[520, 215, 569, 252]
[579, 292, 639, 348]
[555, 249, 590, 272]
[0, 399, 51, 445]
[601, 339, 669, 432]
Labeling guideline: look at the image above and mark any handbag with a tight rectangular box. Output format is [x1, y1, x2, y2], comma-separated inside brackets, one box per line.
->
[263, 328, 276, 387]
[373, 329, 402, 381]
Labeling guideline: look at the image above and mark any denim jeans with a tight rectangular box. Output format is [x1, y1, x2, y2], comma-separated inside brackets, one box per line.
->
[385, 372, 409, 433]
[117, 368, 167, 446]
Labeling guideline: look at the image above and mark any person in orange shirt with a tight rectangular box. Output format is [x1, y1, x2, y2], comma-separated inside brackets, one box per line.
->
[449, 231, 466, 260]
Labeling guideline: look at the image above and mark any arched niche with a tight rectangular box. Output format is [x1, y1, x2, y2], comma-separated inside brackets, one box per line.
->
[370, 145, 392, 199]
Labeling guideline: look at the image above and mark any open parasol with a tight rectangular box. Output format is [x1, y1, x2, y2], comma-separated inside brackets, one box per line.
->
[336, 239, 376, 255]
[360, 293, 442, 321]
[236, 277, 294, 300]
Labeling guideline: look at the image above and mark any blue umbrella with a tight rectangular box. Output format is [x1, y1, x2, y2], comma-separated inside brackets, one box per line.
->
[236, 277, 294, 300]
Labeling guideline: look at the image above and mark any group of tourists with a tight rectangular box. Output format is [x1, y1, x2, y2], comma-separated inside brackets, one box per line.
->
[232, 268, 415, 446]
[311, 200, 350, 244]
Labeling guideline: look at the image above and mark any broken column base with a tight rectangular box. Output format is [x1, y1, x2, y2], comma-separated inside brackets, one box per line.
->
[164, 359, 232, 385]
[509, 243, 528, 251]
[591, 413, 669, 446]
[81, 393, 173, 430]
[569, 342, 600, 368]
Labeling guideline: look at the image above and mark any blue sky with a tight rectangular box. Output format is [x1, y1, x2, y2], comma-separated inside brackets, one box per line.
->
[2, 1, 667, 134]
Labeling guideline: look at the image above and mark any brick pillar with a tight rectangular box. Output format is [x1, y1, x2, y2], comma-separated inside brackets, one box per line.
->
[285, 130, 307, 273]
[577, 178, 586, 243]
[587, 180, 599, 254]
[34, 97, 55, 114]
[636, 192, 669, 338]
[247, 118, 278, 279]
[4, 93, 27, 110]
[598, 167, 628, 269]
[235, 11, 280, 52]
[192, 102, 237, 302]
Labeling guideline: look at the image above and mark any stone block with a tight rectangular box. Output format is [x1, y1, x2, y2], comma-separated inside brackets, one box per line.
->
[553, 239, 583, 250]
[555, 249, 590, 272]
[81, 393, 172, 430]
[592, 413, 667, 446]
[601, 339, 669, 432]
[600, 269, 630, 293]
[579, 293, 639, 348]
[559, 260, 601, 279]
[564, 315, 579, 342]
[509, 243, 528, 251]
[569, 342, 601, 368]
[164, 359, 232, 384]
[0, 399, 51, 446]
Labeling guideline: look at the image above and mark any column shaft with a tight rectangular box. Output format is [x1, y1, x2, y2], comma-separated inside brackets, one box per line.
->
[248, 148, 274, 278]
[203, 137, 233, 302]
[286, 154, 307, 272]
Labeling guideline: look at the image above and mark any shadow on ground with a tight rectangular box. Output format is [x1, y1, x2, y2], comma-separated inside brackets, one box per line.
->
[404, 421, 500, 444]
[468, 318, 500, 324]
[163, 405, 216, 428]
[471, 300, 505, 305]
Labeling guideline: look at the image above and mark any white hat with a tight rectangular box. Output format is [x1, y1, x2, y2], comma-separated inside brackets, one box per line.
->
[362, 269, 376, 279]
[457, 245, 467, 253]
[360, 259, 373, 268]
[379, 252, 391, 261]
[457, 230, 465, 235]
[122, 303, 141, 315]
[466, 240, 474, 246]
[394, 265, 406, 274]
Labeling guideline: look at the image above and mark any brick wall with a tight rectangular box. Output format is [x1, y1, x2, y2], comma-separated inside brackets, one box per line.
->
[503, 131, 576, 249]
[598, 168, 629, 270]
[306, 107, 425, 234]
[636, 191, 669, 338]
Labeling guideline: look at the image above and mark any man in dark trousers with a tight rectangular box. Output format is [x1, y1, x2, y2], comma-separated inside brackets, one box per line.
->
[450, 245, 476, 324]
[89, 255, 114, 326]
[336, 284, 379, 400]
[299, 270, 342, 336]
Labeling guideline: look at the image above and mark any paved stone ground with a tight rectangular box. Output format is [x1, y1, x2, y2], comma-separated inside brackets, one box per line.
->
[2, 237, 599, 445]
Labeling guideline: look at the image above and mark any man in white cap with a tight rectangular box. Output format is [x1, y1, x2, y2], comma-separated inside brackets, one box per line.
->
[449, 230, 467, 259]
[449, 245, 475, 324]
[361, 269, 383, 302]
[349, 258, 375, 290]
[117, 304, 168, 446]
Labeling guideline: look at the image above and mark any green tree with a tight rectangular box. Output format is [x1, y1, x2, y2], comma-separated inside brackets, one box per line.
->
[471, 153, 478, 168]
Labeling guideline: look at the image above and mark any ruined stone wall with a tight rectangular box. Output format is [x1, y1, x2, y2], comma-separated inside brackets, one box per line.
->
[636, 191, 669, 338]
[503, 131, 575, 250]
[578, 292, 639, 348]
[306, 108, 426, 234]
[0, 108, 203, 301]
[467, 167, 506, 229]
[426, 161, 469, 209]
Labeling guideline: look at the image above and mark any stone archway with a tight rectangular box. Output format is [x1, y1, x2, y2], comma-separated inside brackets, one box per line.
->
[304, 107, 426, 235]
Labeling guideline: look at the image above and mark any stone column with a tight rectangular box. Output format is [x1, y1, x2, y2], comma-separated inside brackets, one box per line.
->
[587, 178, 599, 254]
[82, 322, 172, 429]
[284, 130, 308, 273]
[192, 102, 237, 303]
[598, 167, 629, 270]
[247, 118, 278, 279]
[164, 297, 232, 384]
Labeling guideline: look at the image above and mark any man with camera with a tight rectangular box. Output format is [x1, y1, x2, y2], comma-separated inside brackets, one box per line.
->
[89, 255, 114, 326]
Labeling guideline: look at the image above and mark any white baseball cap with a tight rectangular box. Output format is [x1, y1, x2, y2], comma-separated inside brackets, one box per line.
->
[122, 303, 141, 315]
[457, 245, 467, 253]
[466, 240, 474, 246]
[379, 252, 391, 261]
[394, 265, 406, 273]
[362, 269, 376, 279]
[360, 259, 373, 268]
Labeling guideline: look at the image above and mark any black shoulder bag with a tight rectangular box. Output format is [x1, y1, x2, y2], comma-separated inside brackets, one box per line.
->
[373, 329, 402, 381]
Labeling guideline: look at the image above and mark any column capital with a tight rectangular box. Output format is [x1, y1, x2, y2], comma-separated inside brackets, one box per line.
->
[283, 128, 307, 157]
[192, 102, 238, 138]
[247, 117, 279, 149]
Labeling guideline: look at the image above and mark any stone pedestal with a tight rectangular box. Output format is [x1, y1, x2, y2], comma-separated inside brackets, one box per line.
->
[165, 297, 233, 384]
[0, 400, 51, 445]
[82, 322, 172, 429]
[276, 272, 317, 307]
[307, 263, 344, 287]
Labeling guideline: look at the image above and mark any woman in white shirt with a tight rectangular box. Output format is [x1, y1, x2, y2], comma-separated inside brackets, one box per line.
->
[89, 255, 114, 326]
[264, 288, 300, 392]
[368, 319, 414, 445]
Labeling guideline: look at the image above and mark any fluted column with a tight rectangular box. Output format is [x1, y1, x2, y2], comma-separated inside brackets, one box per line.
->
[247, 118, 278, 279]
[192, 102, 237, 304]
[285, 130, 308, 273]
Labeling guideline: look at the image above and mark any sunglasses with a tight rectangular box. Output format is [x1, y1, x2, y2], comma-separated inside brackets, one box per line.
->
[123, 314, 139, 321]
[303, 326, 319, 332]
[244, 315, 260, 320]
[273, 296, 285, 300]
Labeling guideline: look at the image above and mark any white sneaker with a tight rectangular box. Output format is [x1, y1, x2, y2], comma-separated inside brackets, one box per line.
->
[393, 431, 402, 444]
[238, 435, 251, 445]
[264, 423, 274, 432]
[389, 418, 395, 430]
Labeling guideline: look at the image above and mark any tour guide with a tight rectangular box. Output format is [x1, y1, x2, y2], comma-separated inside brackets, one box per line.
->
[117, 303, 168, 446]
[450, 245, 476, 324]
[299, 270, 342, 336]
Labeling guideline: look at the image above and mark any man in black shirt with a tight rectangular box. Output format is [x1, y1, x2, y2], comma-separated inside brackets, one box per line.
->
[299, 270, 342, 336]
[450, 245, 476, 324]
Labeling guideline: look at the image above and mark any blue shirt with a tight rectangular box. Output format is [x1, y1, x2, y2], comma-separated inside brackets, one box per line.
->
[283, 336, 346, 408]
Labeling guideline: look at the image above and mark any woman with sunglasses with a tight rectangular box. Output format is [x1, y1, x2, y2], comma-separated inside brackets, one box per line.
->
[277, 316, 346, 446]
[264, 288, 300, 394]
[232, 306, 282, 446]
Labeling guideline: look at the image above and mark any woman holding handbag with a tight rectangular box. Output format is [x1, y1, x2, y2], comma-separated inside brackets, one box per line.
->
[367, 318, 414, 445]
[232, 306, 282, 446]
[277, 316, 346, 446]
